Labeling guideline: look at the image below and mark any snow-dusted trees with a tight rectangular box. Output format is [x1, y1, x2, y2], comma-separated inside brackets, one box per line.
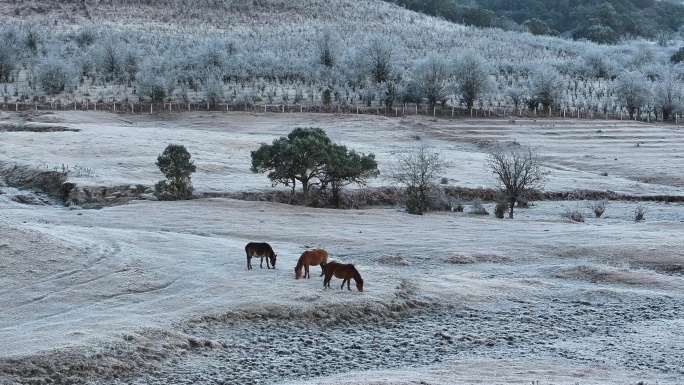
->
[315, 25, 338, 68]
[614, 70, 650, 119]
[362, 35, 395, 84]
[453, 53, 490, 111]
[36, 56, 74, 95]
[0, 39, 16, 82]
[136, 57, 176, 102]
[529, 66, 562, 111]
[413, 53, 451, 111]
[653, 71, 683, 122]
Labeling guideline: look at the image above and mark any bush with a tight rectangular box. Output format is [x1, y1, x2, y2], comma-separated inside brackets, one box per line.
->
[494, 200, 507, 219]
[154, 144, 196, 200]
[36, 57, 73, 95]
[469, 199, 489, 215]
[562, 207, 585, 223]
[587, 200, 608, 218]
[634, 205, 646, 221]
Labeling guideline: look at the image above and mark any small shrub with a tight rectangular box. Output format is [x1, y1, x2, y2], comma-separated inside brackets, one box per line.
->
[587, 200, 608, 218]
[469, 199, 489, 215]
[322, 88, 332, 105]
[634, 205, 646, 221]
[36, 57, 74, 95]
[494, 200, 507, 219]
[562, 207, 585, 223]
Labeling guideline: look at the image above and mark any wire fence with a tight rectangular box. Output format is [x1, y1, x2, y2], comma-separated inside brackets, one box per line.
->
[2, 101, 681, 124]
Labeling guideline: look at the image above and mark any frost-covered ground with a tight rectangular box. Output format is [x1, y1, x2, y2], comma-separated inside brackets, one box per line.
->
[1, 111, 683, 384]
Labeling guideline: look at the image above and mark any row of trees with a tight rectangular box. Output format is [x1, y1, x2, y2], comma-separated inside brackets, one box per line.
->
[2, 21, 684, 120]
[155, 128, 544, 219]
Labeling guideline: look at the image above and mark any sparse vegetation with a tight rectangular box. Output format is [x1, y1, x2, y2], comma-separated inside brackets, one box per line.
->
[587, 200, 609, 218]
[469, 199, 489, 215]
[634, 204, 647, 221]
[562, 206, 586, 223]
[494, 200, 507, 219]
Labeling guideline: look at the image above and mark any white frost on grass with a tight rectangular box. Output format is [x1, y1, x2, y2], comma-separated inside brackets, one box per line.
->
[1, 111, 683, 384]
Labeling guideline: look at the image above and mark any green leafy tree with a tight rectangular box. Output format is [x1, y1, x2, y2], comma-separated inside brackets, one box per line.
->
[523, 18, 559, 36]
[324, 144, 379, 208]
[251, 127, 378, 206]
[251, 127, 331, 205]
[154, 144, 196, 200]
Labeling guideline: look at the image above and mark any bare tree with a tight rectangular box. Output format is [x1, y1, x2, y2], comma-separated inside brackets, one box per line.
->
[389, 145, 447, 215]
[487, 143, 547, 219]
[413, 53, 451, 111]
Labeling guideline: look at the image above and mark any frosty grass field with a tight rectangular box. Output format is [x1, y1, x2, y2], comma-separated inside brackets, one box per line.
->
[1, 110, 683, 384]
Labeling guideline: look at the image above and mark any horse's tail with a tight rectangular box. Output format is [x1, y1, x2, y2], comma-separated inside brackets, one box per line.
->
[245, 243, 250, 257]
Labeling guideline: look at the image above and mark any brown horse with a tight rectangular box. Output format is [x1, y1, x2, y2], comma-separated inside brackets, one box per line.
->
[295, 248, 328, 279]
[244, 242, 277, 270]
[323, 261, 364, 292]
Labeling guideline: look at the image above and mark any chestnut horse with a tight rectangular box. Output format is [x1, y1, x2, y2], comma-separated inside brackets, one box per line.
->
[323, 261, 364, 292]
[244, 242, 277, 270]
[295, 248, 328, 279]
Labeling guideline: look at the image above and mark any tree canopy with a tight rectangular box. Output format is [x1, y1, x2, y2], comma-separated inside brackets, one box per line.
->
[386, 0, 684, 43]
[250, 127, 378, 206]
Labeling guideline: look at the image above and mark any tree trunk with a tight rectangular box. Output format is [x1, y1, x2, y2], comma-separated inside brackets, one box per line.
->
[302, 178, 310, 206]
[508, 197, 516, 219]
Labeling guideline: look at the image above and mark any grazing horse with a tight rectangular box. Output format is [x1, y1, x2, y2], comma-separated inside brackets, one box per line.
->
[244, 242, 277, 270]
[295, 248, 328, 279]
[323, 261, 364, 292]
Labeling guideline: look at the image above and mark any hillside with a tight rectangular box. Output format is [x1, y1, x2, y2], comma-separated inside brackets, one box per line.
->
[0, 0, 682, 123]
[386, 0, 684, 43]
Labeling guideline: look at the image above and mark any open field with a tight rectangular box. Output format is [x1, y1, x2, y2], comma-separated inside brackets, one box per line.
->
[1, 111, 683, 384]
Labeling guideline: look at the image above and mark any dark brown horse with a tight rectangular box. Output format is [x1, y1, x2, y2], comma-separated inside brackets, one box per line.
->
[323, 261, 363, 292]
[244, 242, 277, 270]
[295, 248, 328, 279]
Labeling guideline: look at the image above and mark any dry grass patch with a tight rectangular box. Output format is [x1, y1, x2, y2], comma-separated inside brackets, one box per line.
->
[554, 264, 668, 286]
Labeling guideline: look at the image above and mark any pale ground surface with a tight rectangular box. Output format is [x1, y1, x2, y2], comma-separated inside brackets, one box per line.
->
[1, 111, 683, 384]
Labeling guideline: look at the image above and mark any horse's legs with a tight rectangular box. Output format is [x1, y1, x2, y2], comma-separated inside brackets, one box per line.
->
[324, 272, 331, 288]
[319, 263, 326, 277]
[305, 265, 310, 279]
[340, 279, 346, 290]
[247, 255, 252, 270]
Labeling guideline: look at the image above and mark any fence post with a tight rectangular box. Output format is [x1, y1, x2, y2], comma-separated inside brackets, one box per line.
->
[151, 104, 153, 114]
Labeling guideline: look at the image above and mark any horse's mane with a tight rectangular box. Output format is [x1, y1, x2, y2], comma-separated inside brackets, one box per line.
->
[350, 264, 363, 282]
[295, 254, 305, 271]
